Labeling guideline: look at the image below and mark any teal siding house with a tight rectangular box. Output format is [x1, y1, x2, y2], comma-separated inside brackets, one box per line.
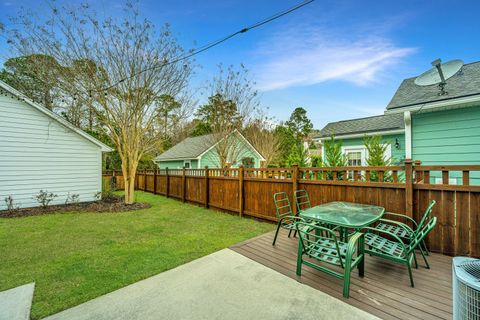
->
[316, 113, 406, 165]
[316, 60, 480, 183]
[154, 131, 265, 169]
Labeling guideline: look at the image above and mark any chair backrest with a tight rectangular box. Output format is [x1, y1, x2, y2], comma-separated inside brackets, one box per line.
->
[294, 189, 311, 213]
[407, 216, 437, 253]
[417, 200, 436, 231]
[274, 192, 293, 219]
[296, 221, 344, 267]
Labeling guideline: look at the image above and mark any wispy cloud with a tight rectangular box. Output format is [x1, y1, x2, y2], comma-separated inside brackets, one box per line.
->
[253, 24, 415, 91]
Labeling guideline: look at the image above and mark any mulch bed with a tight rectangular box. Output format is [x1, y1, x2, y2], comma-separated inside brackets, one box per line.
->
[0, 195, 151, 218]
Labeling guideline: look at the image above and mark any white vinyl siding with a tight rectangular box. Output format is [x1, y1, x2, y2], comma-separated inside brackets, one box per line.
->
[0, 93, 102, 209]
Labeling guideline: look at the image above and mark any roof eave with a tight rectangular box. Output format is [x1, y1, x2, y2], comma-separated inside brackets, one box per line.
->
[385, 94, 480, 114]
[315, 128, 405, 141]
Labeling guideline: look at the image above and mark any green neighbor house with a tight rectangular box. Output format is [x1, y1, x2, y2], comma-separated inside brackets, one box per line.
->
[154, 130, 265, 169]
[315, 59, 480, 184]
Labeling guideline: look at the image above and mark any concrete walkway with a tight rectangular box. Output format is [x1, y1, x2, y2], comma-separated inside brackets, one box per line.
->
[45, 249, 377, 320]
[0, 282, 35, 320]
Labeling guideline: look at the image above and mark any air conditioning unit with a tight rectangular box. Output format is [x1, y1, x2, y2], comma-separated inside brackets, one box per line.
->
[453, 257, 480, 320]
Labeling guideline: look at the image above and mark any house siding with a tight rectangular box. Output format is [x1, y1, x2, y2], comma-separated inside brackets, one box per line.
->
[412, 106, 480, 184]
[198, 136, 261, 168]
[327, 133, 406, 165]
[156, 159, 198, 169]
[0, 94, 102, 210]
[412, 107, 480, 164]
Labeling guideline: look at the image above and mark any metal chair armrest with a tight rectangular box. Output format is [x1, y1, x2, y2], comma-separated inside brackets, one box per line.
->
[382, 212, 419, 229]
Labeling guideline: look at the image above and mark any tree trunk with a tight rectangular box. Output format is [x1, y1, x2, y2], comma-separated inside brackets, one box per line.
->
[125, 174, 136, 204]
[122, 161, 138, 205]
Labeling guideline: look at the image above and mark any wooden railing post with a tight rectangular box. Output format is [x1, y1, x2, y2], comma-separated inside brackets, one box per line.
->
[153, 169, 157, 194]
[182, 167, 186, 202]
[292, 163, 299, 216]
[238, 165, 244, 217]
[204, 166, 209, 208]
[404, 159, 413, 218]
[165, 167, 170, 198]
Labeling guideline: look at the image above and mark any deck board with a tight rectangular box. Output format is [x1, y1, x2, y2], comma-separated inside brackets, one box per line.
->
[231, 230, 453, 320]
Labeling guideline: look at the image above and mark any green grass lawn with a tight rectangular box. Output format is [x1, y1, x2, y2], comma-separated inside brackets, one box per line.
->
[0, 192, 274, 319]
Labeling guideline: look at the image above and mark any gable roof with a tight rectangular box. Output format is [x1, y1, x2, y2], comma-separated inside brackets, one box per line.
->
[155, 134, 216, 161]
[387, 61, 480, 110]
[0, 80, 112, 152]
[316, 113, 404, 139]
[154, 130, 265, 162]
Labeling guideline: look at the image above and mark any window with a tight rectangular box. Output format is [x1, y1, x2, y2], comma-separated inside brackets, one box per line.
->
[343, 147, 366, 180]
[241, 157, 255, 168]
[347, 151, 362, 166]
[183, 160, 191, 168]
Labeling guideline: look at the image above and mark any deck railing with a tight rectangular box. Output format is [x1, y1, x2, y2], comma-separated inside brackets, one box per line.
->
[103, 160, 480, 257]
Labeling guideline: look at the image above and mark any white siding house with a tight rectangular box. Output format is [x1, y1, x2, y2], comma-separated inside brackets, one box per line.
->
[0, 80, 112, 210]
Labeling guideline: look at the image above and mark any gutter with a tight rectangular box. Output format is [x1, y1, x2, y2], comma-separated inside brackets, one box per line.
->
[385, 94, 480, 115]
[315, 129, 405, 142]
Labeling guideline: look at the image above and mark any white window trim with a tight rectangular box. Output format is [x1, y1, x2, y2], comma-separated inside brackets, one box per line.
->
[342, 145, 368, 166]
[183, 160, 191, 168]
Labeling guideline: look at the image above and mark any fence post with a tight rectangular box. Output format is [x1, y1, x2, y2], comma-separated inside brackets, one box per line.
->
[153, 169, 157, 194]
[238, 165, 244, 217]
[166, 167, 170, 198]
[292, 163, 299, 216]
[204, 166, 209, 208]
[404, 159, 413, 218]
[182, 167, 186, 203]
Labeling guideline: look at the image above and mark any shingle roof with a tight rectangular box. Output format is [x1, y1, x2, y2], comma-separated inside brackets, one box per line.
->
[316, 113, 404, 138]
[387, 61, 480, 110]
[154, 134, 215, 161]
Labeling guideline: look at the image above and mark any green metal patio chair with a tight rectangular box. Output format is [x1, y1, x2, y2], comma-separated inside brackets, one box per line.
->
[364, 217, 437, 287]
[296, 221, 365, 298]
[272, 192, 302, 246]
[374, 200, 436, 266]
[294, 189, 336, 237]
[294, 189, 311, 213]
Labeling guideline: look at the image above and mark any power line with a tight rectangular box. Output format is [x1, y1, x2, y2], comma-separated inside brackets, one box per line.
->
[98, 0, 314, 92]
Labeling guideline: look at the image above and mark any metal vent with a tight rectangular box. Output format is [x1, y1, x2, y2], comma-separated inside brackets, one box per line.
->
[461, 261, 480, 280]
[453, 257, 480, 320]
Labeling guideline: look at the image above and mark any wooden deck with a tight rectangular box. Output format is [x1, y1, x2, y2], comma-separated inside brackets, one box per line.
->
[231, 230, 453, 320]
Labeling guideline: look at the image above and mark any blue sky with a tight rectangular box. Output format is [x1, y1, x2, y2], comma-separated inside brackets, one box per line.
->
[1, 0, 480, 129]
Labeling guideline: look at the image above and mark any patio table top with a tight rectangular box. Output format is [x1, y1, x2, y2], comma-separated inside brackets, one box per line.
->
[300, 201, 385, 228]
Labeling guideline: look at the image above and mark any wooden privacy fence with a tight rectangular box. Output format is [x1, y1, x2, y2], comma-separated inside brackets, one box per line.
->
[103, 161, 480, 258]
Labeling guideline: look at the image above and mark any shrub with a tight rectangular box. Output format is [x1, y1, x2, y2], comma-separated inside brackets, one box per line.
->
[65, 193, 80, 205]
[102, 178, 114, 199]
[364, 135, 392, 182]
[34, 190, 58, 209]
[323, 135, 347, 180]
[4, 195, 19, 211]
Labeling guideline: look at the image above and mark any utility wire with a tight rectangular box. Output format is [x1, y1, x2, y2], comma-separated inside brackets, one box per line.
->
[98, 0, 314, 93]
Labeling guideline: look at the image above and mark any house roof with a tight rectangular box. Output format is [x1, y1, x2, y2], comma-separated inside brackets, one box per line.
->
[0, 80, 112, 152]
[316, 113, 404, 138]
[387, 61, 480, 110]
[155, 134, 216, 161]
[154, 131, 265, 162]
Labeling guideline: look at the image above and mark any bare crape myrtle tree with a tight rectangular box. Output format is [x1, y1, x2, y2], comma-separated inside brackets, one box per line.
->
[4, 1, 194, 204]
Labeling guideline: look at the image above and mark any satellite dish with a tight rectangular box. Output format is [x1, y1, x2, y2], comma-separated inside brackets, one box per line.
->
[414, 59, 463, 86]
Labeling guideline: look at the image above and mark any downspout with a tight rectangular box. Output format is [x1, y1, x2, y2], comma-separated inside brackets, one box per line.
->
[404, 111, 412, 159]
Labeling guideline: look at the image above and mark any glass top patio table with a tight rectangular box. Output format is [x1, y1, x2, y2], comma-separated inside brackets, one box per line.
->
[300, 201, 385, 228]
